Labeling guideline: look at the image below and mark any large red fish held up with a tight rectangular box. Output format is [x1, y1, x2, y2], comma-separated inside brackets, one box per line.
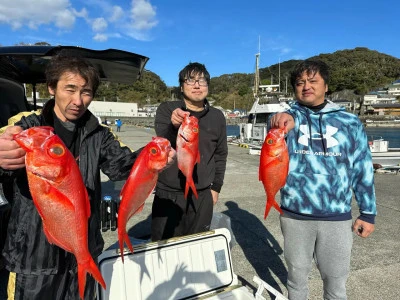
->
[118, 137, 171, 262]
[259, 128, 289, 219]
[177, 115, 200, 199]
[13, 126, 106, 299]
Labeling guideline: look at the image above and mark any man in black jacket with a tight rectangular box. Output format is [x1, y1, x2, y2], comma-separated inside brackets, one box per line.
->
[151, 62, 228, 241]
[0, 53, 174, 299]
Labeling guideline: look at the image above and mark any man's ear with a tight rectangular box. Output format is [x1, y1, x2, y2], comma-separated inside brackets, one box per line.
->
[48, 85, 55, 96]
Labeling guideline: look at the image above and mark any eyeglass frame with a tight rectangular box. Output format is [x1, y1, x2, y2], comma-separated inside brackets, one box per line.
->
[184, 78, 209, 87]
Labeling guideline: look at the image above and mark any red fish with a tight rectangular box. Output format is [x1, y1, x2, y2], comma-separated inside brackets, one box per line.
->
[259, 128, 289, 219]
[13, 126, 106, 299]
[118, 137, 171, 261]
[176, 115, 200, 199]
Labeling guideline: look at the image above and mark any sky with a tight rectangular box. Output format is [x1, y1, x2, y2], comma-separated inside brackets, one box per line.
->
[0, 0, 398, 87]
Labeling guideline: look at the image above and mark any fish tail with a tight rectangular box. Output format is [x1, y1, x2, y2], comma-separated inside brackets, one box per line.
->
[263, 200, 272, 219]
[184, 182, 189, 200]
[185, 179, 198, 199]
[273, 200, 284, 215]
[118, 226, 134, 263]
[78, 258, 106, 299]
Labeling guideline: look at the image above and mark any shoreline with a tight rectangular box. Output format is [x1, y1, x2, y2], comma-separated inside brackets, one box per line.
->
[107, 116, 400, 128]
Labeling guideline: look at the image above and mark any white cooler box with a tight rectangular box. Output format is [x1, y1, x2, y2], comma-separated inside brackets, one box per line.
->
[96, 228, 287, 300]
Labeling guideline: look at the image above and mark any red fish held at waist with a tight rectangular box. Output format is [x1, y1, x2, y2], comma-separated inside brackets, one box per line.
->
[177, 115, 200, 199]
[259, 128, 289, 219]
[118, 137, 171, 262]
[13, 126, 106, 299]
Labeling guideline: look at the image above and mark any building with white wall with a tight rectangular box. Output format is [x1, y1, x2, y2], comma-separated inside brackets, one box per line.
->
[388, 79, 400, 96]
[88, 101, 138, 117]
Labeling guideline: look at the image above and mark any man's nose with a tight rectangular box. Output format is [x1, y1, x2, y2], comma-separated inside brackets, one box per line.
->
[71, 93, 84, 105]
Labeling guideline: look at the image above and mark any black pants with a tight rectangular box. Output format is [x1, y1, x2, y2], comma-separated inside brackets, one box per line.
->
[151, 188, 213, 241]
[7, 268, 96, 300]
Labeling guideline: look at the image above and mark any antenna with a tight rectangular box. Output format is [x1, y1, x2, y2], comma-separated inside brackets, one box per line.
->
[254, 36, 261, 98]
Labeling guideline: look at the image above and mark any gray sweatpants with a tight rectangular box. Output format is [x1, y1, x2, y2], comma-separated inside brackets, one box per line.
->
[280, 216, 353, 300]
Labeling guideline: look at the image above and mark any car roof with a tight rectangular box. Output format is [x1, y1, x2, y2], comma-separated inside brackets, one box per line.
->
[0, 45, 149, 85]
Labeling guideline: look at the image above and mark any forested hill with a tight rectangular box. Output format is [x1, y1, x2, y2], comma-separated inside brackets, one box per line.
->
[260, 47, 400, 96]
[207, 47, 400, 111]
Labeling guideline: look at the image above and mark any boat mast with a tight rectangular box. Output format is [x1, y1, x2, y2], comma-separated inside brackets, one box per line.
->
[253, 38, 260, 99]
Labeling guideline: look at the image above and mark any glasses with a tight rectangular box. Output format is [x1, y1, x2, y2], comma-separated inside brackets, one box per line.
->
[184, 78, 208, 87]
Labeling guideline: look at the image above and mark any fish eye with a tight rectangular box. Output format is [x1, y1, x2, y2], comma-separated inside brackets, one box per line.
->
[150, 147, 158, 155]
[193, 128, 198, 133]
[267, 139, 274, 145]
[49, 144, 65, 157]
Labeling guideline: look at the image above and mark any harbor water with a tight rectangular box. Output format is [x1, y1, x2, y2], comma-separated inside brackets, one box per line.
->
[227, 125, 400, 148]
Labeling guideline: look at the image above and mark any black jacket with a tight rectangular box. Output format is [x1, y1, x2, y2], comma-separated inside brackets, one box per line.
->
[0, 100, 140, 275]
[155, 99, 228, 194]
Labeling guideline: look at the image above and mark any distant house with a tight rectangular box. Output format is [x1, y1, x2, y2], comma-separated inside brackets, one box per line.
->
[387, 79, 400, 96]
[370, 103, 400, 116]
[333, 100, 354, 111]
[363, 94, 397, 105]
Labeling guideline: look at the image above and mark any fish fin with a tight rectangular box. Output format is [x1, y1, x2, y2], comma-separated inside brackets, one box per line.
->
[135, 203, 145, 214]
[263, 200, 272, 219]
[264, 198, 283, 219]
[196, 151, 200, 164]
[46, 184, 75, 211]
[42, 225, 73, 252]
[32, 183, 75, 220]
[185, 179, 198, 199]
[84, 190, 91, 218]
[184, 182, 189, 200]
[273, 201, 284, 215]
[78, 258, 106, 299]
[118, 228, 134, 263]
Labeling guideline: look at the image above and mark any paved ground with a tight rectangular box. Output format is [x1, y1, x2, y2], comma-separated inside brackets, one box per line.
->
[101, 125, 400, 299]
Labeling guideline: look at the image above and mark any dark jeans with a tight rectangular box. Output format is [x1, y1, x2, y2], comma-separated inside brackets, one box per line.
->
[151, 188, 213, 241]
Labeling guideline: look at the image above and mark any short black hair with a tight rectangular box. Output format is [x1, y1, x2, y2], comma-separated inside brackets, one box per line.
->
[290, 59, 329, 90]
[178, 62, 210, 87]
[46, 51, 100, 96]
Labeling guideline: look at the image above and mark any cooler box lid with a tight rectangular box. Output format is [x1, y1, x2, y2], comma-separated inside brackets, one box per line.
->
[97, 228, 237, 300]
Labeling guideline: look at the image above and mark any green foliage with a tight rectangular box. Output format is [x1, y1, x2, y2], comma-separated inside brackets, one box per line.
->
[96, 70, 170, 105]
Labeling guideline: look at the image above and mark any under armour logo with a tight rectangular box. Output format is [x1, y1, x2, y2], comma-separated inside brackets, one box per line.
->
[298, 125, 339, 148]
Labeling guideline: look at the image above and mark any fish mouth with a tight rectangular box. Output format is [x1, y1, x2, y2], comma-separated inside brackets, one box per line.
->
[30, 170, 56, 183]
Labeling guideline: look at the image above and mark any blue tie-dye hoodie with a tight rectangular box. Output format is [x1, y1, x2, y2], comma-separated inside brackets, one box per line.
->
[281, 100, 377, 223]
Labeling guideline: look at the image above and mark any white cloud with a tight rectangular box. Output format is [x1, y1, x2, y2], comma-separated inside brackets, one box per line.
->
[73, 8, 88, 19]
[93, 33, 108, 42]
[0, 0, 76, 29]
[109, 6, 124, 23]
[92, 18, 107, 32]
[0, 0, 159, 42]
[130, 0, 158, 30]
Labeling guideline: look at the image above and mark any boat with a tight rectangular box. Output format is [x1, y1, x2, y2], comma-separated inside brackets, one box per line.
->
[247, 137, 400, 170]
[369, 138, 400, 168]
[238, 49, 292, 145]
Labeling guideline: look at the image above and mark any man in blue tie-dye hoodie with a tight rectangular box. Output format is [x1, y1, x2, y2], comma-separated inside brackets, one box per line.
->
[270, 59, 376, 300]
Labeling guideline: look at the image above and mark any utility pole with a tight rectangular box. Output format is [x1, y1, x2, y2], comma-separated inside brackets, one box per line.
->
[278, 57, 281, 93]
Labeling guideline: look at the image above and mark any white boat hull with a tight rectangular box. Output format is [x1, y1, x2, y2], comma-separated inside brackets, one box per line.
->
[371, 150, 400, 167]
[246, 145, 400, 167]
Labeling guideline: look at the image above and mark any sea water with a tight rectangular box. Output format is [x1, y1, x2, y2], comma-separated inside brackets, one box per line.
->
[365, 127, 400, 148]
[226, 125, 400, 148]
